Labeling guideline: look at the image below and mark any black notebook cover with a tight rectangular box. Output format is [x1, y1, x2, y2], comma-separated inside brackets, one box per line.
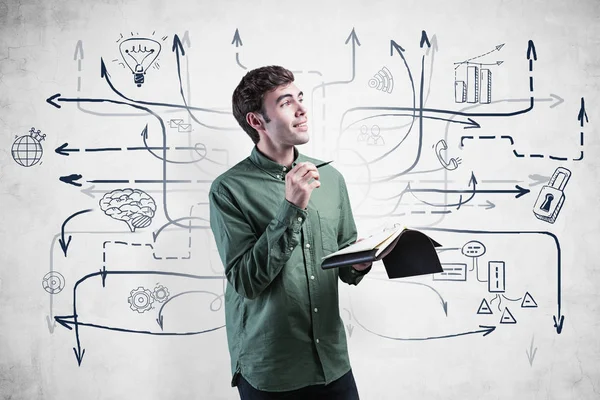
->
[321, 229, 443, 279]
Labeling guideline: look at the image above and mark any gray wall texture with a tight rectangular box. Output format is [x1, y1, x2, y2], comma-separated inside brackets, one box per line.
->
[1, 0, 599, 398]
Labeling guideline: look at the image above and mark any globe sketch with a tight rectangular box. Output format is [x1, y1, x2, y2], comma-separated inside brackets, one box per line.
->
[12, 135, 43, 167]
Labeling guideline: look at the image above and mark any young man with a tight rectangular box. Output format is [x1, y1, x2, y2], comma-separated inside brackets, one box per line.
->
[209, 65, 371, 399]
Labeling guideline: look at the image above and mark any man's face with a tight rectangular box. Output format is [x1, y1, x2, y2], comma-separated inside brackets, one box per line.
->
[255, 82, 309, 148]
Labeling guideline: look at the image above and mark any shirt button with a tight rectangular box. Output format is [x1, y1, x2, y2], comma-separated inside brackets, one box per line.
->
[297, 217, 302, 222]
[310, 275, 315, 280]
[283, 167, 287, 171]
[314, 308, 318, 313]
[305, 243, 310, 248]
[276, 174, 281, 179]
[316, 339, 320, 344]
[289, 247, 293, 251]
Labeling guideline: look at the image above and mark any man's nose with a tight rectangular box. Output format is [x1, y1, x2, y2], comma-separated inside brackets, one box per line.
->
[296, 101, 307, 115]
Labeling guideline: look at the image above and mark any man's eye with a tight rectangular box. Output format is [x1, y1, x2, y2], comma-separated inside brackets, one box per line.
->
[281, 101, 290, 107]
[299, 98, 304, 103]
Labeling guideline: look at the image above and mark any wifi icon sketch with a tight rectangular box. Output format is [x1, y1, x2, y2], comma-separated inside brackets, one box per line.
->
[368, 66, 394, 94]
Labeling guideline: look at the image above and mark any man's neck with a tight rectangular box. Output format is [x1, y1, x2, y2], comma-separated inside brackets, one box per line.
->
[256, 142, 296, 167]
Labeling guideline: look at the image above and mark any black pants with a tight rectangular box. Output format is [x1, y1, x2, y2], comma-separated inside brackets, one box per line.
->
[236, 369, 360, 400]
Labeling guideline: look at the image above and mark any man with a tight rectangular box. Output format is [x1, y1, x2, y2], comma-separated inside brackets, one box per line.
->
[209, 65, 371, 399]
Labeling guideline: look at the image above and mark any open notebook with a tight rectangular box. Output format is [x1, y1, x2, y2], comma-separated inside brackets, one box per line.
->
[321, 226, 443, 279]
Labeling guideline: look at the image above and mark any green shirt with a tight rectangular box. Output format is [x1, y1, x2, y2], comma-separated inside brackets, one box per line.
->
[209, 146, 371, 392]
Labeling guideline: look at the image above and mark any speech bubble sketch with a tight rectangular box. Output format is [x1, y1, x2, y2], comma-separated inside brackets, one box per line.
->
[99, 188, 157, 232]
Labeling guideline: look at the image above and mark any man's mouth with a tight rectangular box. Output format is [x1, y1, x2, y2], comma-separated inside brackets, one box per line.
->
[293, 121, 308, 128]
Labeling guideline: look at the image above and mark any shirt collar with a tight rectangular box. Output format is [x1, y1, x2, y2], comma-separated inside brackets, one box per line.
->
[249, 146, 307, 181]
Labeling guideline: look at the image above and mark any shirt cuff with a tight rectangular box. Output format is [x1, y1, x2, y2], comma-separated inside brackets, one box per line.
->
[275, 200, 309, 232]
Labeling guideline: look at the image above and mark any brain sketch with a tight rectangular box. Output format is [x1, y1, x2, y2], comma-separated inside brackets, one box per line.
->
[99, 188, 157, 232]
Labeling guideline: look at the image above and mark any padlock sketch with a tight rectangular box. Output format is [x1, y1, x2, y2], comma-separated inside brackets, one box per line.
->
[533, 167, 572, 223]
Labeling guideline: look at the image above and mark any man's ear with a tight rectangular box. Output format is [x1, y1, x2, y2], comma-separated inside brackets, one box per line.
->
[246, 112, 264, 132]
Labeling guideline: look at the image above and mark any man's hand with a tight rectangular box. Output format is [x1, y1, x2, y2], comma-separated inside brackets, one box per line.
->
[352, 261, 372, 271]
[285, 162, 321, 210]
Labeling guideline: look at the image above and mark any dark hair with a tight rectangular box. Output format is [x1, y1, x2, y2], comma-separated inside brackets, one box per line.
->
[232, 66, 295, 144]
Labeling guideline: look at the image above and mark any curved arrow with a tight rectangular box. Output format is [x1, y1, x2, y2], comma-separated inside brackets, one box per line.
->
[156, 290, 223, 330]
[140, 124, 209, 164]
[59, 209, 93, 257]
[407, 172, 478, 207]
[368, 277, 448, 316]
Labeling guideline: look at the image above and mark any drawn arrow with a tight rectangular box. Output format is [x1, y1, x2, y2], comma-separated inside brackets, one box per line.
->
[180, 30, 191, 48]
[172, 33, 185, 56]
[455, 43, 505, 66]
[156, 290, 221, 331]
[231, 28, 243, 47]
[527, 40, 537, 61]
[73, 340, 85, 366]
[407, 172, 479, 208]
[370, 277, 449, 316]
[528, 174, 550, 187]
[578, 97, 588, 127]
[354, 318, 495, 340]
[46, 315, 56, 333]
[55, 143, 80, 156]
[59, 174, 84, 187]
[419, 30, 430, 48]
[344, 112, 479, 132]
[526, 336, 538, 366]
[46, 93, 61, 108]
[345, 28, 361, 81]
[461, 200, 496, 210]
[407, 182, 529, 199]
[58, 209, 93, 257]
[73, 40, 84, 60]
[55, 269, 227, 365]
[346, 324, 354, 337]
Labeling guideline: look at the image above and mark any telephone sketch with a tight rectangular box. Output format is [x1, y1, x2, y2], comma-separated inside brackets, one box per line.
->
[435, 139, 462, 171]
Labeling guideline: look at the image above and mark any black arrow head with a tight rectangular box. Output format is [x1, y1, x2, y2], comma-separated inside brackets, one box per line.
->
[73, 346, 85, 366]
[157, 315, 164, 330]
[469, 171, 478, 186]
[54, 316, 74, 331]
[443, 301, 448, 316]
[172, 34, 185, 56]
[464, 118, 481, 129]
[59, 174, 83, 187]
[59, 235, 72, 257]
[420, 30, 431, 48]
[515, 185, 530, 198]
[527, 40, 537, 61]
[100, 57, 108, 78]
[141, 124, 148, 140]
[553, 314, 564, 334]
[480, 325, 496, 337]
[55, 142, 70, 156]
[390, 40, 405, 56]
[46, 93, 61, 109]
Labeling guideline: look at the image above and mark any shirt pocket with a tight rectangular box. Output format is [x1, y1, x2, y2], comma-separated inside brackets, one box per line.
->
[317, 210, 339, 255]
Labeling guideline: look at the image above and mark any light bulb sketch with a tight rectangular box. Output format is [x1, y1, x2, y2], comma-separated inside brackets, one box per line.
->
[119, 38, 161, 87]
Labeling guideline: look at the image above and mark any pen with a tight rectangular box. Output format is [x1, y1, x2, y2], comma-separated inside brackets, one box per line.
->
[315, 160, 334, 169]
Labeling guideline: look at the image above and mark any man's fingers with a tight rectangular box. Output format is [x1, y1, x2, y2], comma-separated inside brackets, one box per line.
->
[291, 162, 317, 178]
[309, 180, 321, 190]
